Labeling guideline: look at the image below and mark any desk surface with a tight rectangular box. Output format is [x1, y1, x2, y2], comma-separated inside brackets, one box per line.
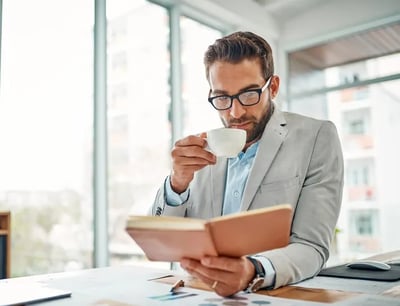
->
[1, 251, 400, 305]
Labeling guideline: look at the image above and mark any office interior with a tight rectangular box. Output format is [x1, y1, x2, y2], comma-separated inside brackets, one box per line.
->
[0, 0, 400, 279]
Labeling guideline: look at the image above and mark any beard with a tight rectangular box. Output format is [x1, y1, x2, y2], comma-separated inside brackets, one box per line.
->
[221, 99, 274, 143]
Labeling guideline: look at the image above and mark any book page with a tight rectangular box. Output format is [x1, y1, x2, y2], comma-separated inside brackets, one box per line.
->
[209, 203, 292, 223]
[126, 215, 205, 230]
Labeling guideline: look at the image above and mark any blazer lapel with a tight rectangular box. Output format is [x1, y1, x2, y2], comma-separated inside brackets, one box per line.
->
[240, 107, 288, 211]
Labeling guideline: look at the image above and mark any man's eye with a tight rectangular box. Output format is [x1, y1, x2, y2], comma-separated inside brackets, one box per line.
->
[240, 91, 257, 99]
[215, 96, 230, 102]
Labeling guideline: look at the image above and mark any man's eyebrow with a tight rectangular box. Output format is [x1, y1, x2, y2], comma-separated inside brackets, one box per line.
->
[211, 83, 261, 95]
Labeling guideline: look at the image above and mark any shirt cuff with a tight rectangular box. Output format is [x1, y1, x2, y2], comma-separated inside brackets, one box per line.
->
[253, 255, 276, 289]
[165, 176, 190, 206]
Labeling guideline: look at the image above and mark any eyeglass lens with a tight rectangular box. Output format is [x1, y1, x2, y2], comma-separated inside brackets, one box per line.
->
[212, 90, 260, 109]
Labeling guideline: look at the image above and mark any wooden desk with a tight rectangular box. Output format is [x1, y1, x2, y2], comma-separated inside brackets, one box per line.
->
[0, 211, 10, 279]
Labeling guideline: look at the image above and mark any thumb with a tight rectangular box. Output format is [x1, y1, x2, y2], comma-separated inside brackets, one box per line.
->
[198, 132, 207, 139]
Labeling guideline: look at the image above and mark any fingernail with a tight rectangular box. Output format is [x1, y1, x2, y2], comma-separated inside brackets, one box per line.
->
[201, 257, 211, 265]
[180, 259, 188, 268]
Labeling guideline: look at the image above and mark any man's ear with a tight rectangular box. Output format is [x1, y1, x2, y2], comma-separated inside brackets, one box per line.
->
[270, 75, 280, 99]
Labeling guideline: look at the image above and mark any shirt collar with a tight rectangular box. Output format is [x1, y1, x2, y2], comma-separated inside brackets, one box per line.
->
[234, 141, 259, 161]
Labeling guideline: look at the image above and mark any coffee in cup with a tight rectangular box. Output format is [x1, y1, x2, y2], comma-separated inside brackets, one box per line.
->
[206, 128, 246, 158]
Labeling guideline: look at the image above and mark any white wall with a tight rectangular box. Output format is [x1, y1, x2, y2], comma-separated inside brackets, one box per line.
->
[179, 0, 282, 106]
[181, 0, 279, 41]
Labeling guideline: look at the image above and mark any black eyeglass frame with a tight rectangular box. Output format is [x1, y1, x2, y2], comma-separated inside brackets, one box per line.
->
[207, 76, 272, 110]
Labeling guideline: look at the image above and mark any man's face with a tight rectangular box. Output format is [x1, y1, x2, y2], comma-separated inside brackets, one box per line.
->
[208, 58, 279, 149]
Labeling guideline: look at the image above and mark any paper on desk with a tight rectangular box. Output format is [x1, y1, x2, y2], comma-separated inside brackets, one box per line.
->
[0, 282, 71, 306]
[332, 294, 400, 305]
[145, 290, 327, 306]
[91, 299, 138, 306]
[78, 274, 328, 306]
[111, 280, 328, 306]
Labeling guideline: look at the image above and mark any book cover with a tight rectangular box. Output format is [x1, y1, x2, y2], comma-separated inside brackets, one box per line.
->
[126, 204, 292, 261]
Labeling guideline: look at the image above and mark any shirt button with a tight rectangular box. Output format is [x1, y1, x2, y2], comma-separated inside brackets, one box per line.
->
[233, 191, 240, 198]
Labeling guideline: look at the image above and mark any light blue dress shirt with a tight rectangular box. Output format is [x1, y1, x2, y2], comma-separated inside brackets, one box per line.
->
[164, 141, 276, 288]
[222, 142, 258, 215]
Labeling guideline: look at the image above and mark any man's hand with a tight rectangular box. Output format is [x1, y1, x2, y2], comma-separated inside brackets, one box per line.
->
[180, 256, 255, 297]
[170, 133, 216, 194]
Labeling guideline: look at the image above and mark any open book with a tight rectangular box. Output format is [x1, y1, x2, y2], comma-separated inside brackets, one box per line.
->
[126, 204, 292, 261]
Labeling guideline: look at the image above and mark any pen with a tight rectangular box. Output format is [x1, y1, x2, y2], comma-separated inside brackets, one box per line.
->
[170, 279, 185, 293]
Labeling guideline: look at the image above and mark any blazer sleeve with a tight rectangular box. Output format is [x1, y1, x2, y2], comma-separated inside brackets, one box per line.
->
[149, 177, 189, 217]
[260, 120, 344, 288]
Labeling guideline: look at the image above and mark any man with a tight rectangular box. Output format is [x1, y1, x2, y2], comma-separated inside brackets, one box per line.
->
[150, 31, 344, 297]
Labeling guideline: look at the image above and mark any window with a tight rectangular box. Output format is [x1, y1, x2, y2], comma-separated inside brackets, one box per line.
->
[348, 119, 365, 135]
[348, 210, 380, 253]
[288, 29, 400, 261]
[107, 0, 170, 268]
[180, 17, 222, 135]
[351, 211, 376, 236]
[0, 0, 94, 276]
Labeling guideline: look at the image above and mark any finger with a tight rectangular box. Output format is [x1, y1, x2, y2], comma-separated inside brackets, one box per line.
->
[185, 267, 218, 288]
[175, 135, 207, 148]
[172, 146, 216, 164]
[181, 258, 241, 297]
[199, 256, 252, 291]
[173, 152, 215, 164]
[181, 258, 216, 281]
[184, 267, 238, 297]
[181, 258, 230, 286]
[201, 256, 245, 273]
[172, 134, 217, 164]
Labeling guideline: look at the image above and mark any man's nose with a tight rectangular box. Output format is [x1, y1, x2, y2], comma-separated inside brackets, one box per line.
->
[229, 98, 246, 118]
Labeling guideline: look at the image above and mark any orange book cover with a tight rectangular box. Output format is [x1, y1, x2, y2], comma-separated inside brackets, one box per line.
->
[126, 204, 292, 261]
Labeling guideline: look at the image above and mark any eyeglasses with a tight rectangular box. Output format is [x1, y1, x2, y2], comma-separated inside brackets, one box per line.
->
[208, 77, 272, 110]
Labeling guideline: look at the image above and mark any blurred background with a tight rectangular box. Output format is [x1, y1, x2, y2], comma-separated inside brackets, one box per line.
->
[0, 0, 399, 277]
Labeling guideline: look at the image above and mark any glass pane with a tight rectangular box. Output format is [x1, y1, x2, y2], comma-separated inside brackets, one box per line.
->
[0, 0, 94, 276]
[180, 17, 222, 135]
[107, 1, 170, 269]
[288, 67, 326, 97]
[288, 94, 329, 120]
[289, 55, 400, 264]
[289, 53, 400, 96]
[326, 53, 400, 88]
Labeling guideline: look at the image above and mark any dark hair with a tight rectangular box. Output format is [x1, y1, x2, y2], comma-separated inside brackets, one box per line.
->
[204, 31, 274, 82]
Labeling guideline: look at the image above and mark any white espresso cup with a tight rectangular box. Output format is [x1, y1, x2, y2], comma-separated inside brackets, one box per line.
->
[206, 128, 247, 158]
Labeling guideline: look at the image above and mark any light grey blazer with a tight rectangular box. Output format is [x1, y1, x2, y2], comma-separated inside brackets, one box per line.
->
[151, 107, 344, 288]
